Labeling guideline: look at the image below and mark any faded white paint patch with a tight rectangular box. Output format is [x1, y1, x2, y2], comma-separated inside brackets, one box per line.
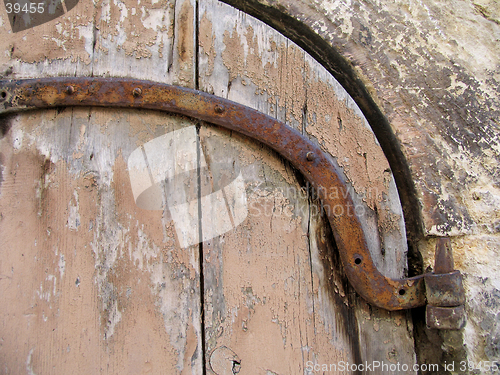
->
[59, 254, 66, 278]
[141, 9, 167, 30]
[105, 299, 122, 339]
[36, 274, 56, 303]
[149, 259, 193, 371]
[114, 0, 129, 24]
[76, 24, 95, 62]
[48, 274, 56, 297]
[131, 227, 159, 269]
[12, 128, 23, 150]
[67, 191, 81, 230]
[26, 347, 36, 375]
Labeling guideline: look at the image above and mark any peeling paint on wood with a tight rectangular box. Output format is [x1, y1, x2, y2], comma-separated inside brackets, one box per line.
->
[200, 124, 355, 373]
[6, 0, 497, 372]
[198, 1, 416, 373]
[0, 108, 203, 373]
[210, 0, 500, 371]
[198, 0, 409, 279]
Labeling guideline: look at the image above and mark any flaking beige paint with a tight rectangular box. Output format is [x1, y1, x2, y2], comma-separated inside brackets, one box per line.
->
[0, 108, 204, 373]
[5, 0, 492, 372]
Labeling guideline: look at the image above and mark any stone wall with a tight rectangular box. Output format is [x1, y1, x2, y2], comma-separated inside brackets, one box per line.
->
[224, 0, 500, 372]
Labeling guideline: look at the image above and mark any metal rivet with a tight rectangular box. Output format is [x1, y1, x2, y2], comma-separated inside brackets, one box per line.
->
[306, 151, 315, 161]
[214, 104, 225, 114]
[132, 87, 142, 97]
[65, 86, 74, 95]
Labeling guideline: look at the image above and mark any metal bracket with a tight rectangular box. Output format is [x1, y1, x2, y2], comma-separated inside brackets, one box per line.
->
[0, 77, 465, 327]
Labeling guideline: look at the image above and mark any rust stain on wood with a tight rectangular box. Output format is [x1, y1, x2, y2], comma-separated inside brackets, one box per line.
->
[199, 12, 216, 77]
[174, 0, 196, 88]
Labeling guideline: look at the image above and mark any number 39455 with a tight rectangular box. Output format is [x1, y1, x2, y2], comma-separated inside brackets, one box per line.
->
[5, 2, 45, 13]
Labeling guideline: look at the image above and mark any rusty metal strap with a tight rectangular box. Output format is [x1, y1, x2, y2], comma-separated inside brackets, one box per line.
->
[0, 77, 462, 315]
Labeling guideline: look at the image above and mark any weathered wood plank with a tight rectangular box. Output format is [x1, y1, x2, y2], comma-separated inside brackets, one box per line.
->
[92, 0, 197, 85]
[198, 1, 416, 373]
[199, 124, 354, 374]
[198, 0, 408, 278]
[302, 54, 408, 278]
[199, 0, 306, 129]
[0, 108, 204, 374]
[0, 0, 94, 78]
[0, 0, 197, 84]
[1, 0, 204, 372]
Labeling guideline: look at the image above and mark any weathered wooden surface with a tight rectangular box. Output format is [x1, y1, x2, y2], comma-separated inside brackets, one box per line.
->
[1, 0, 420, 373]
[200, 125, 345, 373]
[209, 2, 500, 369]
[0, 109, 203, 374]
[221, 0, 500, 238]
[198, 2, 416, 374]
[1, 0, 203, 373]
[199, 0, 409, 278]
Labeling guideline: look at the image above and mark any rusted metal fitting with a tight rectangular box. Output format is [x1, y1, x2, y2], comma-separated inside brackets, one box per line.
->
[425, 271, 465, 307]
[132, 87, 142, 97]
[66, 85, 75, 95]
[426, 305, 466, 330]
[425, 238, 466, 330]
[0, 77, 467, 326]
[214, 104, 225, 114]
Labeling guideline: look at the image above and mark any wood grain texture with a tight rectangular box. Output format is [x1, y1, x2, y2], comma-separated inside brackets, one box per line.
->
[1, 0, 418, 373]
[198, 1, 417, 373]
[199, 124, 357, 374]
[0, 108, 203, 374]
[0, 0, 203, 373]
[198, 0, 408, 278]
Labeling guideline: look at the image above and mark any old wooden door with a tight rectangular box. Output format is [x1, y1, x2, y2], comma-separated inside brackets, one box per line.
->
[0, 0, 417, 373]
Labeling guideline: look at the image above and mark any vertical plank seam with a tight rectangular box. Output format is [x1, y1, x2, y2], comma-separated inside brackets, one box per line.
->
[168, 2, 176, 74]
[194, 1, 207, 372]
[307, 189, 317, 335]
[196, 123, 207, 375]
[91, 3, 98, 77]
[140, 145, 156, 187]
[302, 52, 308, 137]
[195, 0, 200, 92]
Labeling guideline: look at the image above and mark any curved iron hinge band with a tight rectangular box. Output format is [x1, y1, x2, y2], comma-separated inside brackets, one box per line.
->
[0, 77, 463, 317]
